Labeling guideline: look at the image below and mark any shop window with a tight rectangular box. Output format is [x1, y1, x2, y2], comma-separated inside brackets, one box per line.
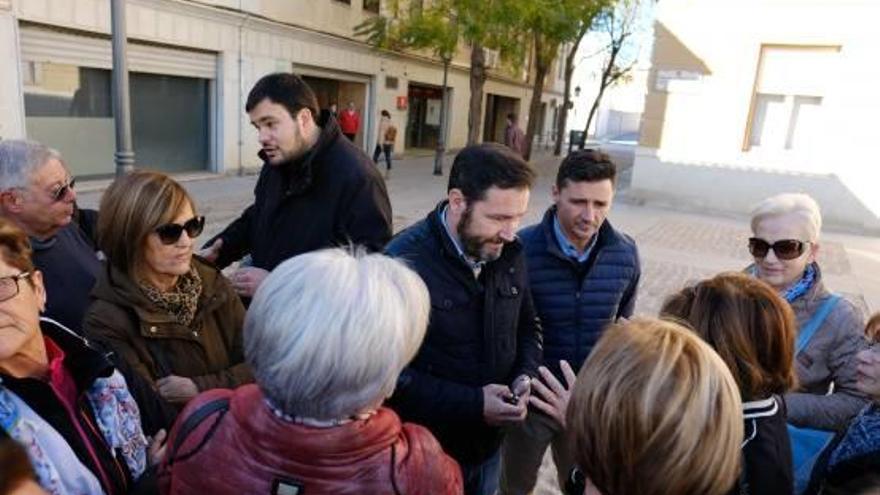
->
[23, 63, 210, 176]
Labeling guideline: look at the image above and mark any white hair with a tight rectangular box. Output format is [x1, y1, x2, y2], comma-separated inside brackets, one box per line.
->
[0, 140, 63, 190]
[244, 247, 430, 420]
[750, 193, 822, 241]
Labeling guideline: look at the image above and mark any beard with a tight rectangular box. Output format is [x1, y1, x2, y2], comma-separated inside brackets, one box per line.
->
[457, 205, 505, 263]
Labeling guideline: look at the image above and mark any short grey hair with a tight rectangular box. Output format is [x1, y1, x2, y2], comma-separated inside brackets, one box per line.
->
[0, 140, 63, 191]
[244, 248, 430, 420]
[750, 193, 822, 241]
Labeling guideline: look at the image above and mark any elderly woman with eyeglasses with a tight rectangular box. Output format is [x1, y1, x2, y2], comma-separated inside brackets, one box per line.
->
[0, 217, 163, 495]
[748, 193, 867, 431]
[83, 171, 252, 430]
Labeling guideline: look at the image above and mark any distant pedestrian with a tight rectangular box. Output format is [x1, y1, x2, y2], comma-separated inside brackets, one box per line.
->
[200, 73, 392, 299]
[329, 102, 338, 117]
[373, 109, 396, 178]
[339, 101, 361, 142]
[504, 113, 526, 157]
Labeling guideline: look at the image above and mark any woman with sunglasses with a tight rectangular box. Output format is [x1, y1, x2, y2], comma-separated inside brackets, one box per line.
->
[84, 171, 252, 430]
[748, 192, 867, 431]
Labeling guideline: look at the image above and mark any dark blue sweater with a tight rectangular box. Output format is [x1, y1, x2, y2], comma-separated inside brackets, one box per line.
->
[518, 207, 639, 378]
[32, 220, 101, 333]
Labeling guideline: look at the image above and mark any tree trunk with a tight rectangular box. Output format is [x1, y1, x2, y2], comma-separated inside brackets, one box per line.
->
[467, 43, 486, 146]
[433, 57, 450, 175]
[524, 38, 550, 161]
[581, 42, 623, 149]
[555, 28, 587, 156]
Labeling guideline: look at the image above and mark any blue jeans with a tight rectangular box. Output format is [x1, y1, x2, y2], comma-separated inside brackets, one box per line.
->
[460, 449, 501, 495]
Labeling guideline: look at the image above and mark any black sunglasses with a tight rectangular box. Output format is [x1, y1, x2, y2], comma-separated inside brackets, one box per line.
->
[155, 216, 205, 245]
[748, 237, 809, 261]
[50, 176, 76, 202]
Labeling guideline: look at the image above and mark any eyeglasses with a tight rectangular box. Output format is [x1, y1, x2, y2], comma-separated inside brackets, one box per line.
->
[0, 272, 31, 303]
[748, 237, 809, 260]
[50, 176, 76, 202]
[154, 216, 205, 245]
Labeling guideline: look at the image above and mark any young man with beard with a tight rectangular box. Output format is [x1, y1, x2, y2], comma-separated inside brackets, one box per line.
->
[202, 73, 392, 298]
[385, 143, 542, 495]
[498, 150, 640, 495]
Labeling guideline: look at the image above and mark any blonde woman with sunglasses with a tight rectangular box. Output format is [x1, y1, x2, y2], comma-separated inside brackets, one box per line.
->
[83, 171, 252, 432]
[748, 193, 867, 432]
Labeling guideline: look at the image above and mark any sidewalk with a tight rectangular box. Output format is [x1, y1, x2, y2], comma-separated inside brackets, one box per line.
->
[77, 148, 880, 316]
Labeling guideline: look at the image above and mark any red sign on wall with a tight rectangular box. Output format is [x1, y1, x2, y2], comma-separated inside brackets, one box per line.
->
[396, 96, 408, 110]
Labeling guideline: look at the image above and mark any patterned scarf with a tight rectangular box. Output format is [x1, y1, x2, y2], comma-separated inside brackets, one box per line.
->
[139, 266, 203, 326]
[748, 263, 816, 303]
[0, 370, 148, 495]
[782, 263, 816, 303]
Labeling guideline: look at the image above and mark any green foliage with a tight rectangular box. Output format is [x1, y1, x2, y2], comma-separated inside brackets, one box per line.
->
[519, 0, 615, 66]
[355, 0, 528, 67]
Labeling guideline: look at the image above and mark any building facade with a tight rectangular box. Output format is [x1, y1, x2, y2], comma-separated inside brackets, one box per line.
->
[0, 0, 565, 177]
[632, 0, 880, 232]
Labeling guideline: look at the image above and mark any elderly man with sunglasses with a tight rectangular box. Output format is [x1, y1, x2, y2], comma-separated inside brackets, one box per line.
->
[748, 192, 867, 431]
[0, 140, 99, 333]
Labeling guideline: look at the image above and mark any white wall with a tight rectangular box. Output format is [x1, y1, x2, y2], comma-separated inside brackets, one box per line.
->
[632, 0, 880, 232]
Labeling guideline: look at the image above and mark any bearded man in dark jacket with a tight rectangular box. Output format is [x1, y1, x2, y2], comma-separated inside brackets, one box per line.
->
[202, 73, 392, 298]
[385, 143, 542, 495]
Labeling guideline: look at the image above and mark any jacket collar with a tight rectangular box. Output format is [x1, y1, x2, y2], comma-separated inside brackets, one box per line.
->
[231, 384, 403, 460]
[91, 257, 223, 326]
[539, 206, 617, 264]
[1, 318, 114, 394]
[745, 262, 829, 314]
[427, 200, 523, 274]
[260, 109, 342, 197]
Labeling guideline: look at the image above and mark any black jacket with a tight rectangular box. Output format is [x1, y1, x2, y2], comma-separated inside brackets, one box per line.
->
[733, 396, 794, 495]
[384, 202, 543, 465]
[518, 208, 639, 380]
[209, 111, 393, 270]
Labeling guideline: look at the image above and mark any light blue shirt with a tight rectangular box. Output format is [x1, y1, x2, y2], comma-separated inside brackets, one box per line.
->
[440, 206, 484, 277]
[553, 213, 596, 263]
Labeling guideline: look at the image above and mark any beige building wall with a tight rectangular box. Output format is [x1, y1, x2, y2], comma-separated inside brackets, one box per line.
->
[633, 0, 880, 232]
[0, 0, 564, 174]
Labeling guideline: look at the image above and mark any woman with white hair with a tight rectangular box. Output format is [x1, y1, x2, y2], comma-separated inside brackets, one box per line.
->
[748, 192, 867, 431]
[159, 248, 463, 494]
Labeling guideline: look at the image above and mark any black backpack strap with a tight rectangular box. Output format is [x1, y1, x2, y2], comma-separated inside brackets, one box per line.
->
[165, 397, 230, 467]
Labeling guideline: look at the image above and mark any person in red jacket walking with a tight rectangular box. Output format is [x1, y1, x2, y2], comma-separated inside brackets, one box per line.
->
[338, 101, 361, 141]
[160, 248, 463, 495]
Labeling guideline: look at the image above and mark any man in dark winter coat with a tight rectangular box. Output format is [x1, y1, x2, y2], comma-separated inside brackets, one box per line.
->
[499, 150, 640, 495]
[202, 73, 392, 297]
[385, 143, 543, 495]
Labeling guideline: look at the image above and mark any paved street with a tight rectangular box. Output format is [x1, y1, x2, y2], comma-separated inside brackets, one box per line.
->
[78, 146, 880, 494]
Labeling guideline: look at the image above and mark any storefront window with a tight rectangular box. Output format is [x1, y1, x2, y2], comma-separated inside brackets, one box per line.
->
[24, 63, 210, 176]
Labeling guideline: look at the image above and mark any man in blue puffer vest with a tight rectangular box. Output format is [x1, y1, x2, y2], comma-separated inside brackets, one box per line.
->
[499, 149, 641, 494]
